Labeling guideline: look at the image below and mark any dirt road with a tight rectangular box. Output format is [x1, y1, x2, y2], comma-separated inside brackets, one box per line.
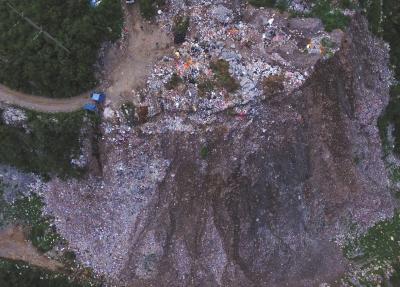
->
[0, 226, 63, 271]
[0, 5, 172, 113]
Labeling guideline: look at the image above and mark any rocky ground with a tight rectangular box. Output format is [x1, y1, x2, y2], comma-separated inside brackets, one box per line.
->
[37, 1, 394, 286]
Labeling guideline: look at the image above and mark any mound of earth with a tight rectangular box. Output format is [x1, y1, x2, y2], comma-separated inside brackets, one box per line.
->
[42, 3, 393, 287]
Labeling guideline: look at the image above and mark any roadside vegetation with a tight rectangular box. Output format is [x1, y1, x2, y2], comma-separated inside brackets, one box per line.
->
[0, 0, 122, 98]
[0, 108, 98, 179]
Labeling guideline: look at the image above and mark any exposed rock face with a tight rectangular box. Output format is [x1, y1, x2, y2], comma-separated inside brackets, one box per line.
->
[44, 14, 393, 287]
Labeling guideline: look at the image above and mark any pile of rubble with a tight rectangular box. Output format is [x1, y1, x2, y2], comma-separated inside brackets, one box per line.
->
[132, 2, 343, 119]
[43, 1, 355, 284]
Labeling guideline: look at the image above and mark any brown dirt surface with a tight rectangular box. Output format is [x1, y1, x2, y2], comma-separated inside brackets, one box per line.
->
[101, 5, 172, 107]
[0, 5, 172, 112]
[0, 225, 63, 271]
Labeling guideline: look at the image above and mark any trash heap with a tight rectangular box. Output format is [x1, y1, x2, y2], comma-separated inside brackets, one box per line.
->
[43, 1, 350, 282]
[137, 2, 343, 118]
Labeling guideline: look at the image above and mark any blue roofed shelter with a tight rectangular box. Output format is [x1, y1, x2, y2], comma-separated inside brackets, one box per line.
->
[90, 92, 106, 103]
[83, 103, 98, 112]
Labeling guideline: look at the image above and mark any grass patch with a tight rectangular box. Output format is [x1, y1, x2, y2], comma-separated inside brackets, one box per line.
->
[210, 59, 239, 93]
[0, 108, 98, 179]
[0, 258, 98, 287]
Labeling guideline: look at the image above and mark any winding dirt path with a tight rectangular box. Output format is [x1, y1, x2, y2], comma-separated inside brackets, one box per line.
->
[0, 5, 172, 113]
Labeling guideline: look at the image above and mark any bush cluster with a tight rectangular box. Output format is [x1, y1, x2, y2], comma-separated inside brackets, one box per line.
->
[210, 59, 239, 93]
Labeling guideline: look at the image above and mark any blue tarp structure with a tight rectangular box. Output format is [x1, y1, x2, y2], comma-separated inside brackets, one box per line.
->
[90, 92, 105, 103]
[83, 103, 98, 112]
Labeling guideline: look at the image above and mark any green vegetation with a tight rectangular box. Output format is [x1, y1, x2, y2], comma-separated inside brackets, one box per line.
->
[320, 37, 335, 58]
[371, 0, 400, 155]
[0, 258, 98, 287]
[310, 0, 350, 32]
[248, 0, 350, 31]
[165, 73, 183, 90]
[139, 0, 165, 20]
[197, 79, 215, 98]
[344, 213, 400, 285]
[12, 194, 63, 252]
[0, 0, 122, 98]
[248, 0, 277, 7]
[0, 185, 63, 253]
[0, 108, 97, 178]
[210, 59, 239, 93]
[173, 16, 190, 45]
[200, 146, 209, 159]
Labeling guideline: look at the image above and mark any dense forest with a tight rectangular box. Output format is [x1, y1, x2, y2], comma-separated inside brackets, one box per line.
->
[0, 0, 122, 98]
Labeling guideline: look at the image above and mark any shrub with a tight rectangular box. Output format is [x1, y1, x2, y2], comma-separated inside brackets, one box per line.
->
[165, 73, 183, 90]
[197, 79, 215, 98]
[276, 0, 290, 12]
[311, 0, 350, 32]
[173, 16, 190, 45]
[210, 59, 239, 93]
[248, 0, 276, 7]
[200, 146, 209, 159]
[139, 0, 157, 19]
[262, 74, 285, 97]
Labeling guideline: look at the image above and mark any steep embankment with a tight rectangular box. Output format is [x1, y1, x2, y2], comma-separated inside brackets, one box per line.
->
[43, 13, 394, 287]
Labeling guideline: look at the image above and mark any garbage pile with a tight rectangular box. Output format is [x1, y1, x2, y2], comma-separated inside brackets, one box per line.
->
[135, 2, 343, 118]
[42, 1, 349, 282]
